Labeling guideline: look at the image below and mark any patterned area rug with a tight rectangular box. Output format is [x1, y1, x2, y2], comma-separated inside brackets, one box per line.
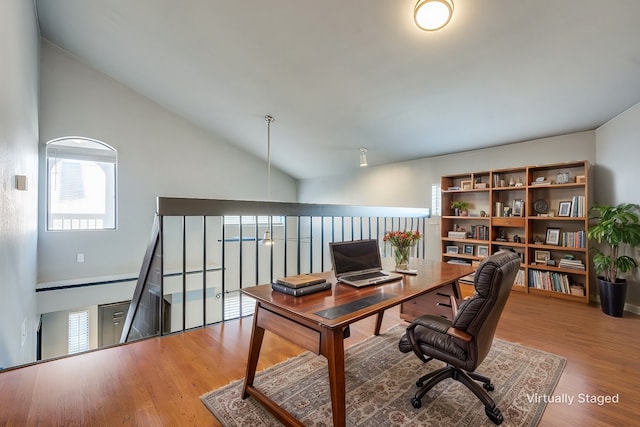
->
[201, 324, 565, 426]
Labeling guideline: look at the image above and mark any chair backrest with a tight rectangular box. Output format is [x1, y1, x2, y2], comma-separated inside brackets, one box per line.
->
[451, 251, 521, 368]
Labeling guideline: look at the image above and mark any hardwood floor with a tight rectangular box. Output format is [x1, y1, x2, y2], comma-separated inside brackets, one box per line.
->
[1, 292, 638, 426]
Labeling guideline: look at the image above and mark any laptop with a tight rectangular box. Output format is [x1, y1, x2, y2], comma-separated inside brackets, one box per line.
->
[329, 239, 402, 287]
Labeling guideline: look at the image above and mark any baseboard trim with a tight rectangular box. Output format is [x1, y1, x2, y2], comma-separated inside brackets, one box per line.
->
[593, 296, 640, 315]
[624, 302, 640, 315]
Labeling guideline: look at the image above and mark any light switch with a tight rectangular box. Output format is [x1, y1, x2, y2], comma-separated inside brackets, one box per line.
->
[77, 253, 85, 263]
[15, 175, 28, 191]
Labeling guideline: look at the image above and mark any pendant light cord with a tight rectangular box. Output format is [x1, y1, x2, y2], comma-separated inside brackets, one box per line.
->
[265, 115, 274, 201]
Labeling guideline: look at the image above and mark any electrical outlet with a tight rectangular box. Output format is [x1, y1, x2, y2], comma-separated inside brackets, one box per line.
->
[21, 319, 27, 347]
[76, 253, 85, 263]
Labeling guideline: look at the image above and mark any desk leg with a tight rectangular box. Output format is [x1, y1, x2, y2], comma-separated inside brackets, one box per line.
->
[374, 311, 384, 335]
[321, 327, 346, 427]
[242, 304, 265, 399]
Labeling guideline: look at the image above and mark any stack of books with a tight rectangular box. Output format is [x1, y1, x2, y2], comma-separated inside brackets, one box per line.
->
[448, 231, 467, 239]
[558, 258, 585, 270]
[271, 274, 331, 296]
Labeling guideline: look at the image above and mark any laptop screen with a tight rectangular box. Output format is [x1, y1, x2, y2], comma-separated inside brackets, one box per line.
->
[330, 239, 382, 275]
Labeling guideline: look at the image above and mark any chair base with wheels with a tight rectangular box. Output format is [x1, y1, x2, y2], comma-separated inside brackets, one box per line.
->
[409, 362, 503, 425]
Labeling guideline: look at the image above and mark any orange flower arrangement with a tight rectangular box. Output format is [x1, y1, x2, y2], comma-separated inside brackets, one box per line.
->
[383, 230, 421, 269]
[383, 230, 421, 248]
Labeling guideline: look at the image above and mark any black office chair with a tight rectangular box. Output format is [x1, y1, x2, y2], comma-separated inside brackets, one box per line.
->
[398, 251, 520, 425]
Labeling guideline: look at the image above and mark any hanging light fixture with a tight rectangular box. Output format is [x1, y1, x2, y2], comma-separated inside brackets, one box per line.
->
[414, 0, 454, 31]
[359, 147, 368, 167]
[261, 115, 275, 246]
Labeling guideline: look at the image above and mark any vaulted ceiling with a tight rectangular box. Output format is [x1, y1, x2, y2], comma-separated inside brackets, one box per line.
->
[36, 0, 640, 179]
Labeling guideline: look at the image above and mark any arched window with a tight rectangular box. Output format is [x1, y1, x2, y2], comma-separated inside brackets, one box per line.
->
[46, 137, 117, 231]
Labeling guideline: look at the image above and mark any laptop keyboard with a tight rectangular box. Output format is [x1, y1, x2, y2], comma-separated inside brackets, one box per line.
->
[345, 271, 387, 281]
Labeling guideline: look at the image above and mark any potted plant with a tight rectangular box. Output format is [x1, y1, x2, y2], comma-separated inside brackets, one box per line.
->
[451, 200, 470, 216]
[587, 203, 640, 317]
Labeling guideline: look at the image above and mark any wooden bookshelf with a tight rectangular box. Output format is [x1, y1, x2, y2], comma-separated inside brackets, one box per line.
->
[440, 160, 590, 303]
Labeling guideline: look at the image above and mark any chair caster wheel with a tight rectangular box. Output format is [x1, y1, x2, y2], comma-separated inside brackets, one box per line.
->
[485, 406, 503, 425]
[483, 382, 495, 391]
[411, 397, 422, 409]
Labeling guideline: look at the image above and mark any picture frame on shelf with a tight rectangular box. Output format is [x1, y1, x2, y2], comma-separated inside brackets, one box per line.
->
[446, 245, 459, 254]
[512, 199, 524, 217]
[558, 201, 572, 217]
[534, 250, 551, 264]
[461, 180, 473, 190]
[477, 245, 489, 258]
[463, 244, 474, 255]
[545, 228, 561, 245]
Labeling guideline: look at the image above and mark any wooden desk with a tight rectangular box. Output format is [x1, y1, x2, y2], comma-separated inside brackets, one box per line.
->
[240, 259, 474, 427]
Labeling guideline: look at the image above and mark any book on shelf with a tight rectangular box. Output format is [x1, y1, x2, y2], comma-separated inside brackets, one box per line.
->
[513, 268, 525, 286]
[447, 259, 472, 265]
[275, 274, 326, 288]
[470, 225, 489, 240]
[271, 280, 331, 296]
[528, 269, 582, 294]
[561, 230, 586, 248]
[558, 259, 585, 270]
[458, 272, 476, 284]
[448, 231, 467, 239]
[570, 195, 585, 217]
[570, 284, 585, 296]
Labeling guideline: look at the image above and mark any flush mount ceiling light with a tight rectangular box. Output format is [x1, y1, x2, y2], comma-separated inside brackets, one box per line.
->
[359, 148, 368, 167]
[414, 0, 454, 31]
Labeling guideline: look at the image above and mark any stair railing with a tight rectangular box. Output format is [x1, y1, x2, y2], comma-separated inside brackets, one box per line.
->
[121, 198, 430, 343]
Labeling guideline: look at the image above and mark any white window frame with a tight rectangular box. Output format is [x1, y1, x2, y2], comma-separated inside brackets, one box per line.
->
[431, 184, 441, 217]
[68, 310, 90, 354]
[46, 137, 117, 231]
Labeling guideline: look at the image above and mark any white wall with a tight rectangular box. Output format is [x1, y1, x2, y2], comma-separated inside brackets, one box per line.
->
[595, 102, 640, 306]
[299, 131, 596, 262]
[299, 131, 596, 207]
[32, 43, 299, 364]
[37, 42, 298, 288]
[0, 0, 40, 368]
[41, 306, 98, 360]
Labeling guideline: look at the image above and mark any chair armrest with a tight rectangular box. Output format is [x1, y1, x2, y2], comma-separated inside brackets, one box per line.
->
[446, 327, 472, 342]
[450, 295, 459, 317]
[447, 296, 471, 341]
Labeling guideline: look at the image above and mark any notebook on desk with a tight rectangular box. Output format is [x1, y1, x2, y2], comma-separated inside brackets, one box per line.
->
[329, 239, 402, 287]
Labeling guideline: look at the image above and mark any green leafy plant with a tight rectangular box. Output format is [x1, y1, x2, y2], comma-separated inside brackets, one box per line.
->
[587, 203, 640, 282]
[450, 201, 469, 211]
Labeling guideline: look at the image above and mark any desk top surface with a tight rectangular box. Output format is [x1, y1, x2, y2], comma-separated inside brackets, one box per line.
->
[241, 259, 475, 328]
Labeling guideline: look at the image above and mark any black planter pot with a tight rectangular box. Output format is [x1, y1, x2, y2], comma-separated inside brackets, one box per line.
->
[597, 277, 628, 317]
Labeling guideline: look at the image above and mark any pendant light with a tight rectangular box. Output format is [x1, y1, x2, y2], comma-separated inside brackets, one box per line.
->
[359, 148, 368, 167]
[261, 115, 275, 246]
